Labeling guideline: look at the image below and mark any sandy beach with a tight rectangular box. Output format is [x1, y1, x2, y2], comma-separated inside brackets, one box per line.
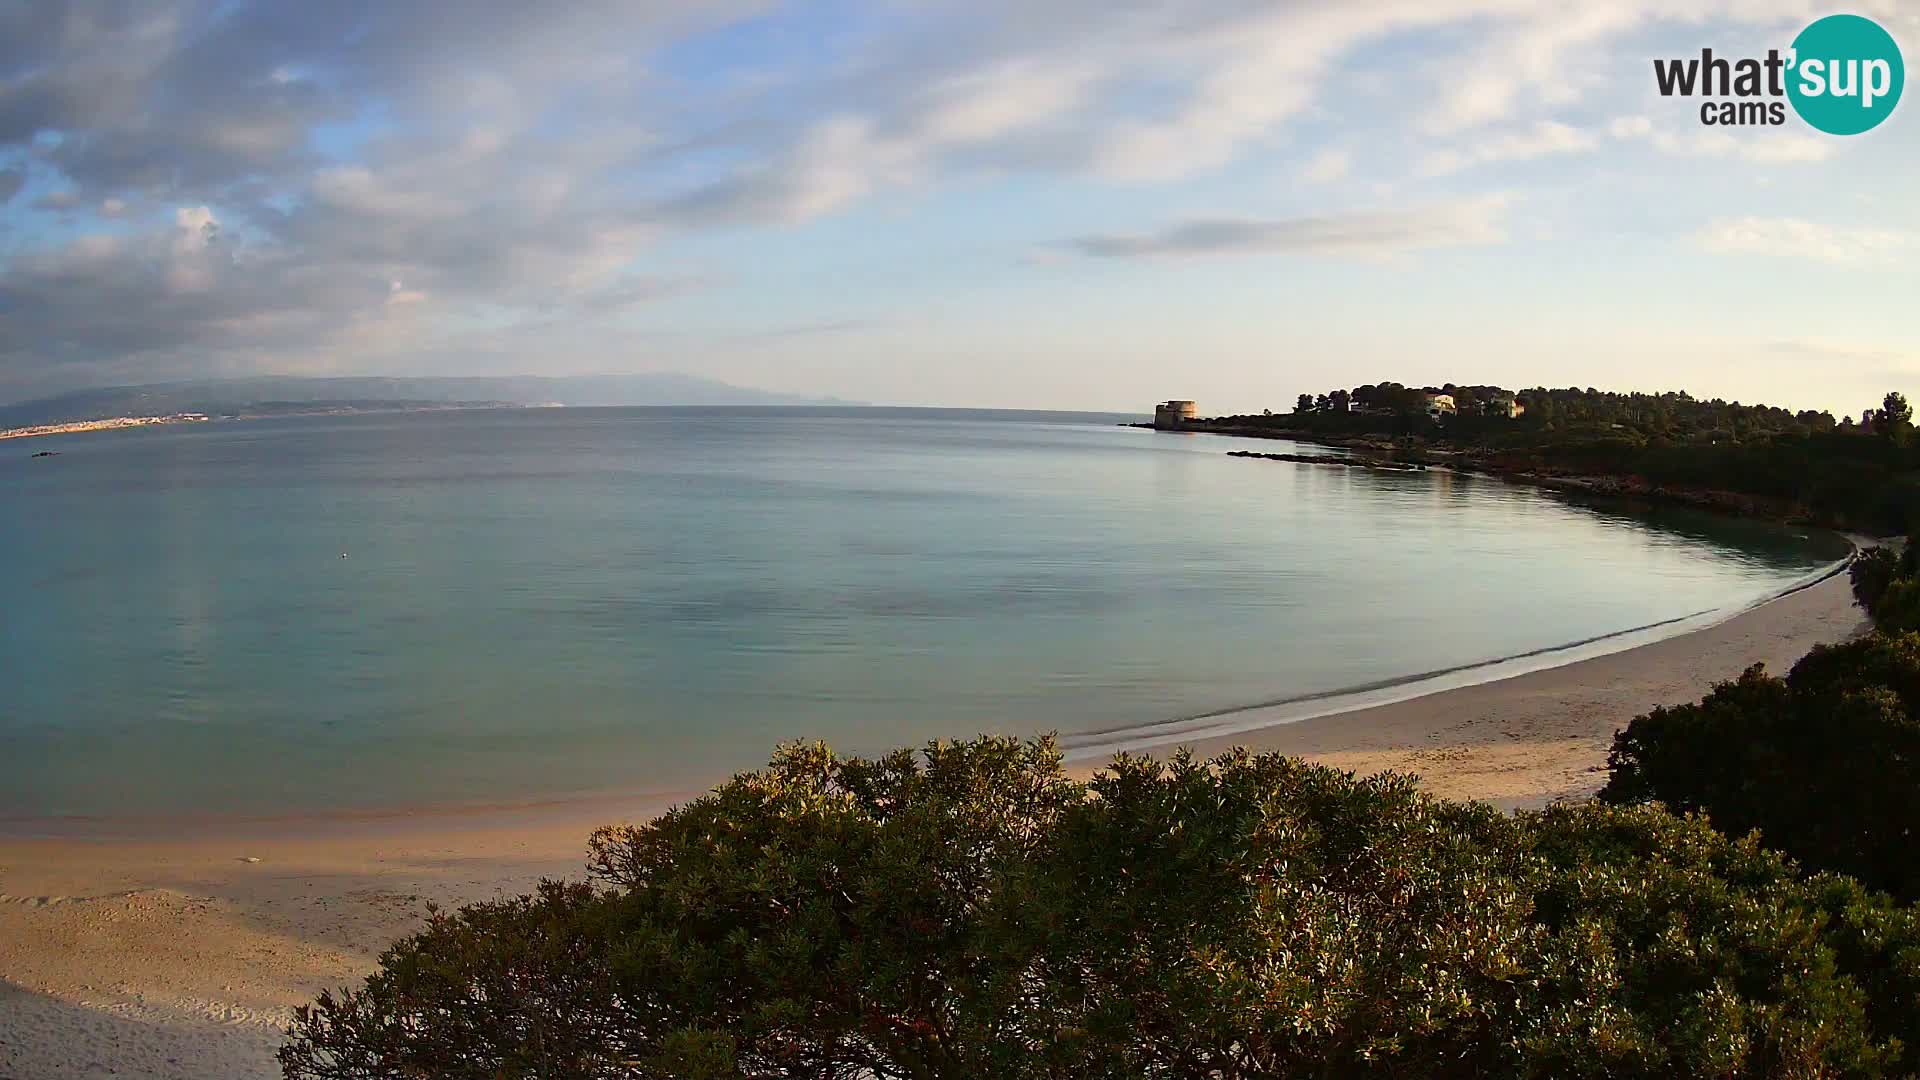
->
[0, 571, 1869, 1080]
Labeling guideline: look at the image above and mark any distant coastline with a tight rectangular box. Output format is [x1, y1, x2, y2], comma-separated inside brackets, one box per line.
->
[0, 413, 210, 441]
[1, 402, 512, 443]
[0, 373, 859, 435]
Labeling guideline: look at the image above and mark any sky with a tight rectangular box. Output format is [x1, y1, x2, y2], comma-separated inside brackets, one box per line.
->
[1, 1, 1916, 415]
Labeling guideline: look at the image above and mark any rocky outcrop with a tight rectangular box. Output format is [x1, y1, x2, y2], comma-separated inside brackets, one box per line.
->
[1227, 450, 1425, 472]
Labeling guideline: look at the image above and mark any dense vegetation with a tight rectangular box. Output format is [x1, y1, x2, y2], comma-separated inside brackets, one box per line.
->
[1216, 385, 1920, 533]
[1851, 543, 1920, 634]
[1601, 631, 1920, 902]
[282, 736, 1920, 1079]
[1601, 538, 1920, 910]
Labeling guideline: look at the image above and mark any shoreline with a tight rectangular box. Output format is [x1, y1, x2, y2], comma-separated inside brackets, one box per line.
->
[0, 414, 210, 442]
[1063, 549, 1853, 763]
[1149, 564, 1866, 808]
[0, 404, 525, 444]
[0, 557, 1847, 840]
[0, 570, 1873, 1078]
[1139, 421, 1854, 529]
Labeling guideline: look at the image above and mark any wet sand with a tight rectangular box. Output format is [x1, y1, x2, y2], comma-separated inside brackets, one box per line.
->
[0, 571, 1868, 1079]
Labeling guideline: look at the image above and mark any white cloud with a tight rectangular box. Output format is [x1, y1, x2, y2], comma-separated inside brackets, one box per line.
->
[1300, 148, 1352, 184]
[672, 0, 1839, 211]
[1698, 217, 1905, 265]
[1418, 120, 1599, 176]
[1421, 5, 1641, 135]
[312, 167, 462, 220]
[1607, 115, 1653, 139]
[1609, 117, 1834, 164]
[1675, 130, 1833, 164]
[917, 60, 1097, 145]
[0, 0, 1907, 394]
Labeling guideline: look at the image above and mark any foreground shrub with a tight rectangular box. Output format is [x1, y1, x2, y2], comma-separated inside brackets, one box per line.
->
[1602, 633, 1920, 901]
[1851, 545, 1905, 616]
[282, 737, 1920, 1079]
[1853, 543, 1920, 633]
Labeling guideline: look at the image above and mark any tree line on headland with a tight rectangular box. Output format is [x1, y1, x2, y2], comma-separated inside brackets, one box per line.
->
[1201, 383, 1920, 534]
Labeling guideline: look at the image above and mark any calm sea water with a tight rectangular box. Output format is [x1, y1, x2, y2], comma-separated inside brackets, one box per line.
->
[0, 407, 1847, 821]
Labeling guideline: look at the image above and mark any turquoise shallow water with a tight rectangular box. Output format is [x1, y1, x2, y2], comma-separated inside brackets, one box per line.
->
[0, 407, 1848, 821]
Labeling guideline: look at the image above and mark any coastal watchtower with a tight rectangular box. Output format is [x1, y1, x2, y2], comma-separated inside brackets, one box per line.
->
[1154, 400, 1197, 430]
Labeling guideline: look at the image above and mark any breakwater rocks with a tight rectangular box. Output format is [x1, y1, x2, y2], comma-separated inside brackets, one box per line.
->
[1497, 471, 1803, 521]
[1227, 450, 1425, 472]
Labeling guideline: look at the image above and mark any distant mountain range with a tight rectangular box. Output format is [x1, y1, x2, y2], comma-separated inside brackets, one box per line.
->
[0, 375, 859, 428]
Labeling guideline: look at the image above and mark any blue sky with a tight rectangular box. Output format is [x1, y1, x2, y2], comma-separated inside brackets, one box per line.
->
[1, 0, 1915, 414]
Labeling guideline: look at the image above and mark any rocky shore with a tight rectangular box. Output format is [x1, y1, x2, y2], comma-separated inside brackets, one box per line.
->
[1226, 449, 1426, 472]
[1151, 421, 1824, 527]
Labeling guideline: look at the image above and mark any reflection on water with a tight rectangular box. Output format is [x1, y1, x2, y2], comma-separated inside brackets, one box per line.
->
[0, 408, 1846, 820]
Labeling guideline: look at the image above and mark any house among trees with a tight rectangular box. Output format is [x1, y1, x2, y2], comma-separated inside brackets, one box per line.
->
[1481, 391, 1525, 418]
[1286, 382, 1531, 423]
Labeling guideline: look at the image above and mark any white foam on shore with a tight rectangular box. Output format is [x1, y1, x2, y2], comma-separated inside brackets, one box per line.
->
[1061, 553, 1854, 762]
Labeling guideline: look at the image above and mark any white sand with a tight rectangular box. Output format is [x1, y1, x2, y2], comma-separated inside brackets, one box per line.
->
[1172, 569, 1866, 808]
[0, 572, 1868, 1079]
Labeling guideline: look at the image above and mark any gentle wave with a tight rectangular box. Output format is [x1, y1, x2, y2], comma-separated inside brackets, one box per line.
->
[1061, 552, 1855, 761]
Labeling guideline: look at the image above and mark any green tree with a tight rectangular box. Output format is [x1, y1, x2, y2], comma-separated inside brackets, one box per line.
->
[1877, 392, 1913, 442]
[284, 737, 1920, 1079]
[1295, 393, 1314, 413]
[1212, 385, 1920, 532]
[1854, 543, 1920, 634]
[1603, 632, 1920, 900]
[1851, 545, 1906, 614]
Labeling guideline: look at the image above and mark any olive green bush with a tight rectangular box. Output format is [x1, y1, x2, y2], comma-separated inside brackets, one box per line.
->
[1851, 545, 1906, 616]
[1852, 543, 1920, 632]
[1603, 632, 1920, 903]
[282, 736, 1920, 1079]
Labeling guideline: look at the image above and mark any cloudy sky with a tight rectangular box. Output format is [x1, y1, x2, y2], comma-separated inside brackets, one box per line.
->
[1, 1, 1915, 414]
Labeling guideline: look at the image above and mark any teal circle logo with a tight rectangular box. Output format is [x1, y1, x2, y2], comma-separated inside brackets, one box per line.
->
[1788, 14, 1904, 135]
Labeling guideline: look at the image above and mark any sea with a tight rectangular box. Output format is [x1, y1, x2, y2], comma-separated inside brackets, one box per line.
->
[0, 407, 1851, 822]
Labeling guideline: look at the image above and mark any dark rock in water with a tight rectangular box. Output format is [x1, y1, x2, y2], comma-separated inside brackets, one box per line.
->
[31, 450, 58, 457]
[1227, 449, 1422, 472]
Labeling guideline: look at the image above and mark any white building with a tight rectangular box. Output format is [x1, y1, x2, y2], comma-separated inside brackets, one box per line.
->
[1422, 392, 1457, 420]
[1482, 393, 1525, 419]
